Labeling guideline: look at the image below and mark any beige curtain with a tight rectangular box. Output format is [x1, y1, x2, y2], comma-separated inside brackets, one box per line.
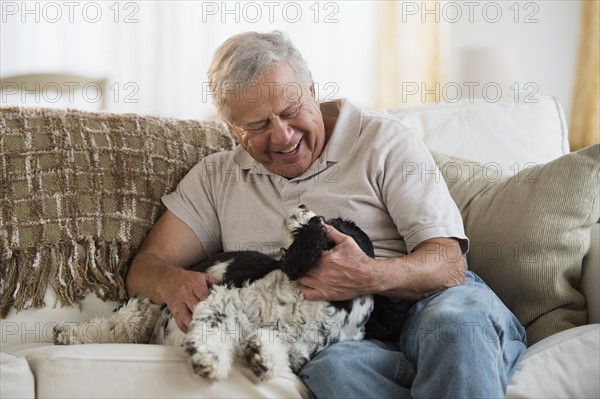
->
[375, 1, 446, 108]
[570, 0, 600, 150]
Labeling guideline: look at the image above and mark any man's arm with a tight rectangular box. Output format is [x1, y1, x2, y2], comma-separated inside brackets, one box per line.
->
[298, 224, 465, 302]
[126, 210, 218, 332]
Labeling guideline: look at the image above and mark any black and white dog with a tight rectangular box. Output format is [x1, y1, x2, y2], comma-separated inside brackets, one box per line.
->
[54, 206, 409, 380]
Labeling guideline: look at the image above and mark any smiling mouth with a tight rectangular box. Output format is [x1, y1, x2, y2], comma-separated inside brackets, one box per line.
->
[275, 138, 301, 155]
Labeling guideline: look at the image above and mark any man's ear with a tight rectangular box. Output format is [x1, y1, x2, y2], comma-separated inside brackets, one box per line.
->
[226, 122, 243, 144]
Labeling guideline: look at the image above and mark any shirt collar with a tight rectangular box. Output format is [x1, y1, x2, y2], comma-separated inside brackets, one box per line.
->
[319, 98, 362, 163]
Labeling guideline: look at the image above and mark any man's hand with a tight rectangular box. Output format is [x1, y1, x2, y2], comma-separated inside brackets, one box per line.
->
[298, 224, 377, 301]
[158, 268, 219, 333]
[126, 210, 217, 333]
[298, 223, 466, 302]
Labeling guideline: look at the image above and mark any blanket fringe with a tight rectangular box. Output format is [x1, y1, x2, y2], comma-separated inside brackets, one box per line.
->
[1, 238, 130, 318]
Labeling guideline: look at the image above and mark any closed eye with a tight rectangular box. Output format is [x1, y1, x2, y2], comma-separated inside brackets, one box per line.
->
[240, 104, 300, 134]
[246, 124, 268, 134]
[281, 106, 300, 119]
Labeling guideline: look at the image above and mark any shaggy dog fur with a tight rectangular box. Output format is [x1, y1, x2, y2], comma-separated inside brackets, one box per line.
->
[54, 206, 409, 380]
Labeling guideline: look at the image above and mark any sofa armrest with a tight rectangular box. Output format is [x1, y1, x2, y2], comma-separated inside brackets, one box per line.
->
[581, 224, 600, 324]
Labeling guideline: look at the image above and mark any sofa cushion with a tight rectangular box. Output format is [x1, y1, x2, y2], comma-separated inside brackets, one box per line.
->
[506, 324, 600, 398]
[1, 288, 119, 347]
[0, 106, 235, 317]
[18, 344, 306, 398]
[0, 352, 35, 399]
[432, 145, 600, 344]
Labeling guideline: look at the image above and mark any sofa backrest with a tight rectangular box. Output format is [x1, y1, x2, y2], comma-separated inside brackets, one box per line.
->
[1, 97, 592, 348]
[371, 94, 569, 171]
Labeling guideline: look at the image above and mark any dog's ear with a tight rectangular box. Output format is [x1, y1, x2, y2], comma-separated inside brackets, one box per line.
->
[326, 218, 375, 258]
[279, 217, 329, 280]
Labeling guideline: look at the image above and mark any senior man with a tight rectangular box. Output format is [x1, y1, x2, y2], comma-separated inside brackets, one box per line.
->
[126, 31, 526, 398]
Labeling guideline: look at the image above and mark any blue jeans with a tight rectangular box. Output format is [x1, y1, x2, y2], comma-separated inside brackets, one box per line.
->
[299, 272, 527, 399]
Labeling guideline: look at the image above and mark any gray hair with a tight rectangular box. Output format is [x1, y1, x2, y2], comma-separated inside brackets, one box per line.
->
[208, 31, 313, 121]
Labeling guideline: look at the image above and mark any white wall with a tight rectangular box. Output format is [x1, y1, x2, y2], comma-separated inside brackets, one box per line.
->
[446, 0, 581, 122]
[0, 1, 379, 119]
[0, 1, 582, 123]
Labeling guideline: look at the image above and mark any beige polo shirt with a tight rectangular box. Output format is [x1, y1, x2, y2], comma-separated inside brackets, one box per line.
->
[162, 99, 468, 260]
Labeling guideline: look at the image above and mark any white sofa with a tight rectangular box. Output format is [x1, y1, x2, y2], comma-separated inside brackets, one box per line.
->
[1, 95, 598, 398]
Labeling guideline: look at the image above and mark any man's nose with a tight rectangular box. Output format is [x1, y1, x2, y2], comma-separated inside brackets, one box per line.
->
[270, 117, 294, 144]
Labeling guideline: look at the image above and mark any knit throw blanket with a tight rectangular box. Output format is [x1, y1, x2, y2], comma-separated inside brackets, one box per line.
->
[0, 106, 235, 317]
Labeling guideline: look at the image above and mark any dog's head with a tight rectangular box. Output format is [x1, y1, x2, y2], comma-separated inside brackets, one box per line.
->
[279, 205, 375, 281]
[281, 205, 317, 249]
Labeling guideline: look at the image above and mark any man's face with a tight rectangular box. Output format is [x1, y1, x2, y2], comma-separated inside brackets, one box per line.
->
[225, 62, 327, 179]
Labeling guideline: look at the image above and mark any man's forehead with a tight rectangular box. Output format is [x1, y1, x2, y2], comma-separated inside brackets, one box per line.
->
[226, 79, 304, 104]
[227, 61, 303, 101]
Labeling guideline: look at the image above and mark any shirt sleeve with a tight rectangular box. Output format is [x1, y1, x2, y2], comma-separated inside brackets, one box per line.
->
[161, 158, 223, 256]
[378, 123, 469, 255]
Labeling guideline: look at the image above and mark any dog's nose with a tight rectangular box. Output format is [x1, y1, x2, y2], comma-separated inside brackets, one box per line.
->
[299, 204, 306, 209]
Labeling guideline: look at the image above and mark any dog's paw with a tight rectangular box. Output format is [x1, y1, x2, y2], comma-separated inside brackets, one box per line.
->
[53, 323, 82, 345]
[185, 338, 231, 380]
[243, 335, 290, 380]
[243, 336, 274, 380]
